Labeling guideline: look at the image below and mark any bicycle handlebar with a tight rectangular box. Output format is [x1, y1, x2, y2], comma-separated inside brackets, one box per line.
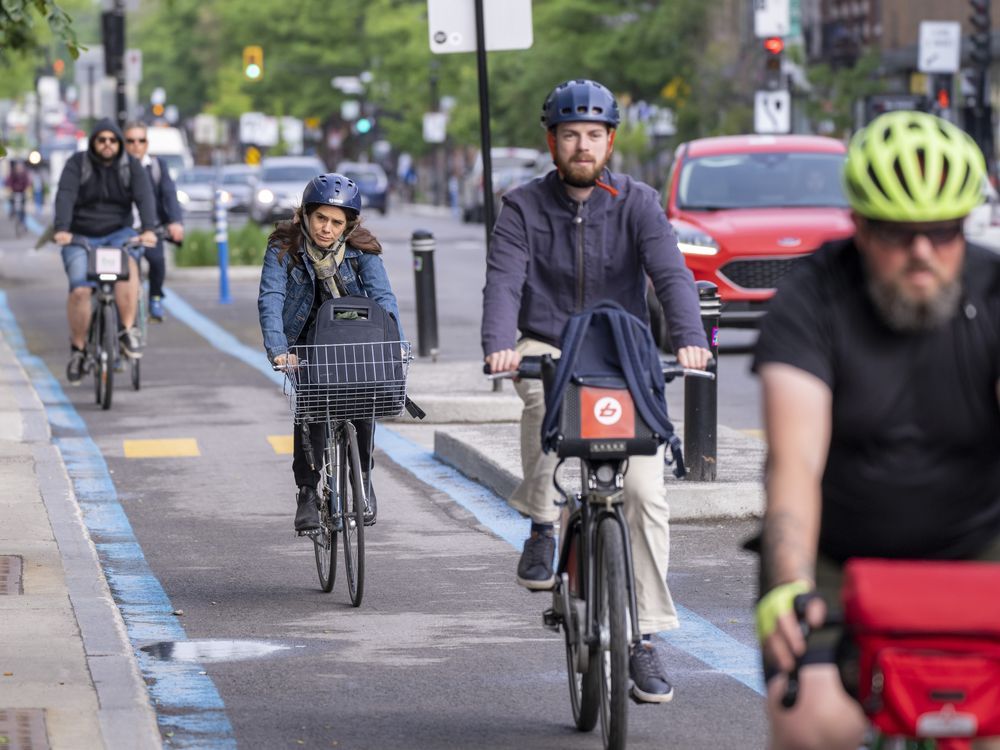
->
[484, 355, 716, 383]
[67, 234, 148, 251]
[780, 591, 841, 709]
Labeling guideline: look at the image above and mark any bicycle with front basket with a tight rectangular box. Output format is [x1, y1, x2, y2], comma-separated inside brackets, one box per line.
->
[278, 339, 411, 606]
[490, 354, 715, 750]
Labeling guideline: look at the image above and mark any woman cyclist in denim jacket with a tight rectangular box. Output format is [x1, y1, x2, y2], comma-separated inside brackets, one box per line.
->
[258, 173, 402, 532]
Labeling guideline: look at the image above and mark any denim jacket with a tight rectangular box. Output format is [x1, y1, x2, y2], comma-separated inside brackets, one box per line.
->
[258, 243, 404, 362]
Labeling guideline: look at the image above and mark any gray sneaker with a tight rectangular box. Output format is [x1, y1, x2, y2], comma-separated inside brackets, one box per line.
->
[119, 327, 143, 359]
[629, 640, 674, 703]
[516, 531, 556, 590]
[66, 348, 86, 384]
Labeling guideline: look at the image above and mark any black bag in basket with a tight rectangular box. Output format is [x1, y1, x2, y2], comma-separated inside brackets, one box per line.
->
[299, 295, 405, 415]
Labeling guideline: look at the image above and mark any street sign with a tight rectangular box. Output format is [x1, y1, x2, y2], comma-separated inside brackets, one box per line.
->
[428, 0, 533, 53]
[423, 111, 447, 143]
[754, 90, 791, 134]
[918, 21, 961, 74]
[125, 49, 142, 85]
[754, 0, 790, 38]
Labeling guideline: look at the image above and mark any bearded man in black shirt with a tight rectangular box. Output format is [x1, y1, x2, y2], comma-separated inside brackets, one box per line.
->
[752, 110, 1000, 750]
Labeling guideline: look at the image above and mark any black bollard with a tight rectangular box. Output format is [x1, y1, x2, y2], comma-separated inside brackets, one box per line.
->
[684, 281, 720, 481]
[411, 229, 439, 360]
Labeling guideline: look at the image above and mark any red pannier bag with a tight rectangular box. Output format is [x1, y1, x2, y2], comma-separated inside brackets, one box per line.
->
[841, 558, 1000, 740]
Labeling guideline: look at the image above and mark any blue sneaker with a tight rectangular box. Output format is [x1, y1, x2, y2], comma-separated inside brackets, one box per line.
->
[149, 296, 165, 322]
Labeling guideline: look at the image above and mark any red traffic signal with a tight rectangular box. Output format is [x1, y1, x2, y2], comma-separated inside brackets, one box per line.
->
[764, 36, 785, 55]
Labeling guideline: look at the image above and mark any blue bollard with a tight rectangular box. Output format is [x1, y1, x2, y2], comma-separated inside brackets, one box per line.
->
[214, 189, 232, 304]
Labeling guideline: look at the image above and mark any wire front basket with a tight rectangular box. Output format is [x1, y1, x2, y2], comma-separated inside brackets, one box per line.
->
[282, 341, 411, 423]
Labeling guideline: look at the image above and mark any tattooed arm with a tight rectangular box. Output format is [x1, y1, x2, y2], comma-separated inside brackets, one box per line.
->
[758, 362, 832, 670]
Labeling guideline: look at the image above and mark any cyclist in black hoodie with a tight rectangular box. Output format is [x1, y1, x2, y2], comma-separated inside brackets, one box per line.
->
[53, 118, 158, 384]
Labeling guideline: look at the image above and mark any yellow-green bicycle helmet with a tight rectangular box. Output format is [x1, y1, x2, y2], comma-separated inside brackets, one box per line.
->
[842, 110, 986, 222]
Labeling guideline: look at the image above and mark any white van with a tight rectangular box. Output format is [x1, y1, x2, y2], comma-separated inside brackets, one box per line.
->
[145, 125, 193, 179]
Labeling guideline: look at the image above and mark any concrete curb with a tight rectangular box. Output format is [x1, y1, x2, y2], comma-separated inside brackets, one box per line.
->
[433, 422, 766, 521]
[389, 393, 524, 423]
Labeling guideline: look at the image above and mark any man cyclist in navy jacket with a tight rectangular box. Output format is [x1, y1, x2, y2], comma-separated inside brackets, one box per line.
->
[53, 118, 158, 383]
[482, 79, 711, 703]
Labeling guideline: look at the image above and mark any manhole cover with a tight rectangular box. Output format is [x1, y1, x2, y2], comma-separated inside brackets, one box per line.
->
[0, 709, 49, 750]
[0, 556, 23, 595]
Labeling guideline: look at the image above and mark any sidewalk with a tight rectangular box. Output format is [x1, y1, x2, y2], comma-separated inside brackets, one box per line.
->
[391, 359, 766, 520]
[0, 301, 160, 746]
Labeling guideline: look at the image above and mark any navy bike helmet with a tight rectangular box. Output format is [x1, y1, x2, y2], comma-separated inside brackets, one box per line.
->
[301, 172, 362, 216]
[540, 79, 621, 130]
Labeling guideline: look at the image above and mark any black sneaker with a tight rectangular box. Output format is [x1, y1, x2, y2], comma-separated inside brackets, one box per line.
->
[119, 327, 143, 359]
[66, 347, 86, 385]
[149, 296, 165, 322]
[294, 486, 321, 532]
[629, 640, 674, 703]
[516, 531, 556, 590]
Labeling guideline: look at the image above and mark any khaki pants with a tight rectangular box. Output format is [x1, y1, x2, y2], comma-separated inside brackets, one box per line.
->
[510, 338, 679, 633]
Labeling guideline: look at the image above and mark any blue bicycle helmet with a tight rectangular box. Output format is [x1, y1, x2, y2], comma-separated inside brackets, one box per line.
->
[301, 172, 362, 216]
[540, 79, 621, 130]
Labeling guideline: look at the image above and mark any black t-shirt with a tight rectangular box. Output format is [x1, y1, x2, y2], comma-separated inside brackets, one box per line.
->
[753, 238, 1000, 562]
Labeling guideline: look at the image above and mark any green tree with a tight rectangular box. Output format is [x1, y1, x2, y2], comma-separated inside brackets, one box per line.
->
[801, 49, 886, 138]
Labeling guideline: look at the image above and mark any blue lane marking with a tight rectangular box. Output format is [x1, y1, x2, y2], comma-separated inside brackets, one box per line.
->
[0, 291, 237, 748]
[164, 287, 766, 696]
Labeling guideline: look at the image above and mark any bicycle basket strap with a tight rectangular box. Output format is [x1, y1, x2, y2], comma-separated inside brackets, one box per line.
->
[840, 558, 1000, 739]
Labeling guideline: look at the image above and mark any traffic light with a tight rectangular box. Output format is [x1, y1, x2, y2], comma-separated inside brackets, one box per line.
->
[354, 117, 373, 134]
[763, 36, 785, 90]
[970, 0, 992, 68]
[933, 75, 953, 111]
[243, 45, 263, 81]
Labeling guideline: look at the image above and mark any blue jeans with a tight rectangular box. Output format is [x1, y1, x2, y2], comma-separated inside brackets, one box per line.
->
[61, 227, 138, 291]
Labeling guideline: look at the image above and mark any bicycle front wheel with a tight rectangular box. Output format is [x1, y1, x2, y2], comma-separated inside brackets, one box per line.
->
[132, 281, 145, 391]
[96, 303, 117, 410]
[564, 524, 600, 732]
[596, 517, 630, 750]
[314, 428, 338, 593]
[341, 423, 366, 607]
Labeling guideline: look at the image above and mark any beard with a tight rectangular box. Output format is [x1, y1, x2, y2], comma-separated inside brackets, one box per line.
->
[557, 154, 609, 188]
[865, 261, 962, 332]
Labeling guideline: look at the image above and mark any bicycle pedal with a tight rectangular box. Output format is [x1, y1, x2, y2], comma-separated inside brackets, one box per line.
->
[297, 529, 322, 538]
[542, 608, 562, 632]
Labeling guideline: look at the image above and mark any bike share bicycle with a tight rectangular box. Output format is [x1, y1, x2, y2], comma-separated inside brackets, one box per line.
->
[278, 339, 412, 606]
[71, 234, 145, 409]
[490, 355, 714, 750]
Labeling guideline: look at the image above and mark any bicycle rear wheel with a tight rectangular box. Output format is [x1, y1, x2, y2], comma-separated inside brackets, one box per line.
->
[341, 423, 365, 607]
[596, 517, 630, 750]
[96, 304, 116, 410]
[314, 426, 338, 593]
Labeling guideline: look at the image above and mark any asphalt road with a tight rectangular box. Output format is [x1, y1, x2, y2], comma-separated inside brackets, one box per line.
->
[0, 208, 767, 749]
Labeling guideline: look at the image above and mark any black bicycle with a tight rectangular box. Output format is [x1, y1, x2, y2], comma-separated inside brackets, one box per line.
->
[278, 340, 411, 605]
[491, 355, 714, 750]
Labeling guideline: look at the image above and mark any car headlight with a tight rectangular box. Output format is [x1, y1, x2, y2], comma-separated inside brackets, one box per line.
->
[256, 188, 275, 205]
[674, 225, 719, 256]
[218, 189, 232, 205]
[177, 190, 190, 205]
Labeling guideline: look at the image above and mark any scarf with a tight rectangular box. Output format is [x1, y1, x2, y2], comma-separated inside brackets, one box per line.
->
[302, 224, 348, 300]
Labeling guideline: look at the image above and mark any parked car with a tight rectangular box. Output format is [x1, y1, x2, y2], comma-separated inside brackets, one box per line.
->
[175, 166, 218, 215]
[145, 125, 194, 180]
[664, 134, 853, 327]
[218, 164, 259, 213]
[250, 156, 326, 224]
[336, 161, 389, 215]
[461, 147, 544, 223]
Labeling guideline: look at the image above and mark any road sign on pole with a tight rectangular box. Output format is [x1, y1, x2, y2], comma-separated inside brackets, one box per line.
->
[754, 0, 790, 38]
[428, 0, 533, 53]
[754, 90, 791, 134]
[918, 21, 961, 74]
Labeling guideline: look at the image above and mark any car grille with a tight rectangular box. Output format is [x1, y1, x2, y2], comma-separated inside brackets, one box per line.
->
[718, 256, 805, 290]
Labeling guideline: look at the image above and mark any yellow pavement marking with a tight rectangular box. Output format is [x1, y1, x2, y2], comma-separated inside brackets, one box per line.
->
[268, 435, 294, 454]
[123, 438, 201, 458]
[741, 429, 765, 441]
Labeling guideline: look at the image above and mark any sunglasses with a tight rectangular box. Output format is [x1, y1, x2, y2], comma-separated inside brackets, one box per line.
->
[866, 219, 964, 248]
[95, 136, 119, 145]
[125, 137, 147, 144]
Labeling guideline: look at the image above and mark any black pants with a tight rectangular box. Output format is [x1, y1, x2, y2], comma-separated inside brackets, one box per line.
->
[292, 419, 374, 489]
[146, 239, 166, 299]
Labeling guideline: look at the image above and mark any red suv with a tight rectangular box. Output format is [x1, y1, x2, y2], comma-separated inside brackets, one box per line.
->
[665, 134, 853, 327]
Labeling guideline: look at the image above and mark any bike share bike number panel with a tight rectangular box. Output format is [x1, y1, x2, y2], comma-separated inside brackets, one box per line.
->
[579, 387, 636, 440]
[94, 248, 123, 276]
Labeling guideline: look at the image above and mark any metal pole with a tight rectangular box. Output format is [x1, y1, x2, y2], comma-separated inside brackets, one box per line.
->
[684, 281, 720, 482]
[113, 0, 126, 128]
[474, 0, 496, 239]
[214, 190, 232, 304]
[411, 229, 438, 360]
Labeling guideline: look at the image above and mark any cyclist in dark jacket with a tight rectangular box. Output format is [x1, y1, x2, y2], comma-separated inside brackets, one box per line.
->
[482, 79, 711, 704]
[53, 118, 158, 383]
[124, 121, 185, 322]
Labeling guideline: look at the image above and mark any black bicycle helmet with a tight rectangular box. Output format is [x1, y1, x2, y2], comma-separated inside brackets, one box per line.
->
[540, 79, 621, 130]
[301, 172, 362, 216]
